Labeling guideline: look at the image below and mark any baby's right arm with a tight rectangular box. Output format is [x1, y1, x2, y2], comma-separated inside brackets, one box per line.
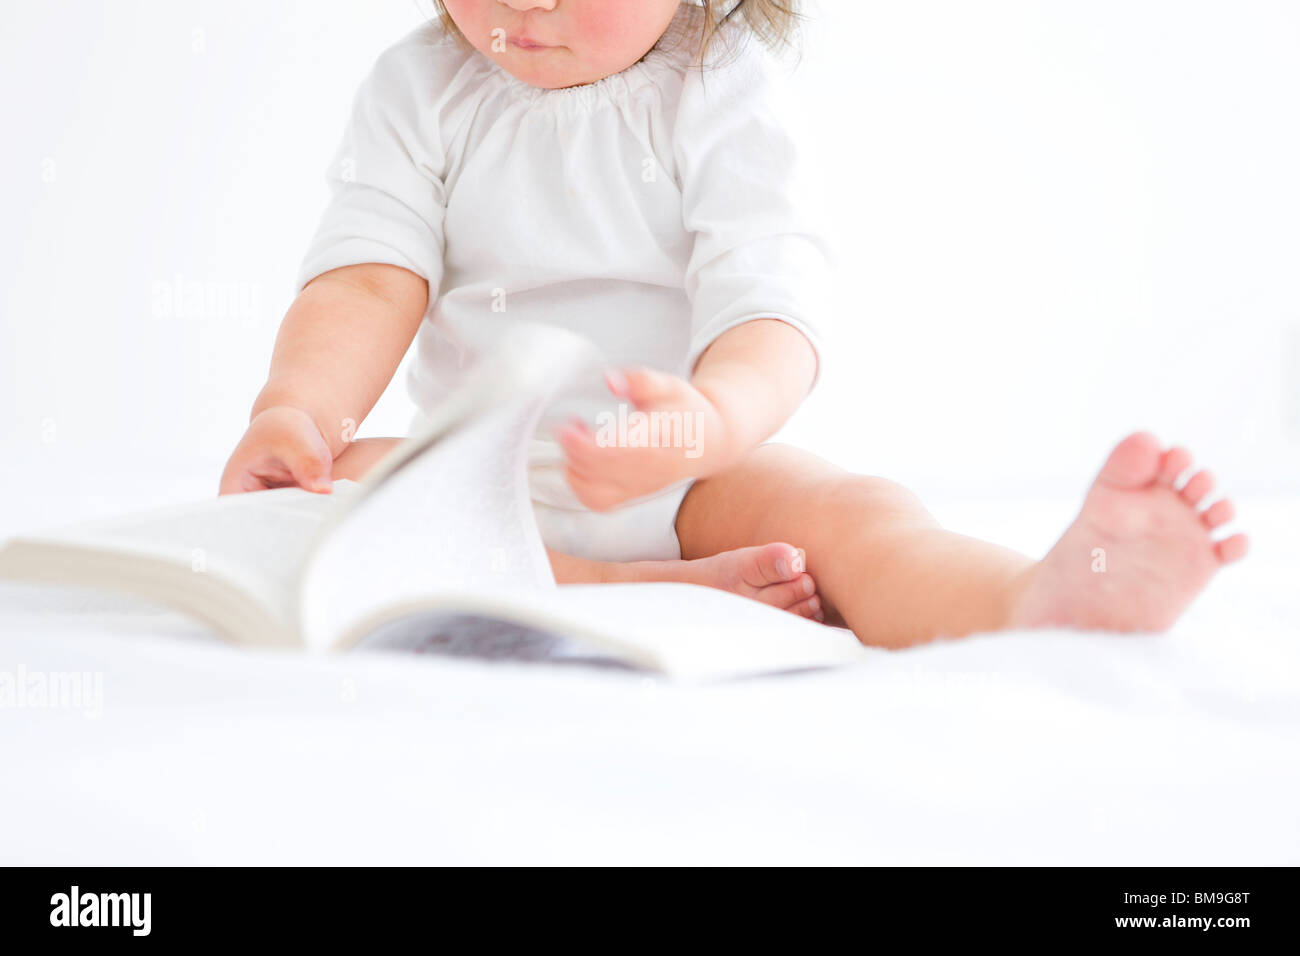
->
[218, 263, 428, 495]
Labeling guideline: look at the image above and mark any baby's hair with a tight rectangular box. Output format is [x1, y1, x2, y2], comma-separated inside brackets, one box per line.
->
[717, 0, 801, 55]
[426, 1, 802, 61]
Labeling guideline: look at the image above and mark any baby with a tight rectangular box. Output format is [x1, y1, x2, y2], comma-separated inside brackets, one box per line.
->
[221, 0, 1247, 648]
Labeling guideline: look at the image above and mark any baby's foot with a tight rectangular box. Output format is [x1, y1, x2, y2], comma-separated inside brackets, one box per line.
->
[620, 543, 823, 621]
[1010, 432, 1249, 632]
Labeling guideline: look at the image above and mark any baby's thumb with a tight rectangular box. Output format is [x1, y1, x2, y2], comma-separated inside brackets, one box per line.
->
[607, 366, 680, 409]
[287, 434, 334, 493]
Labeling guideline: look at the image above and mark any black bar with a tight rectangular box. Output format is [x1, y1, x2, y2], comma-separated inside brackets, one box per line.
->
[0, 866, 1290, 944]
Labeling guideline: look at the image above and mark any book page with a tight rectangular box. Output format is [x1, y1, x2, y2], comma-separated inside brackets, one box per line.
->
[535, 583, 875, 679]
[341, 582, 872, 679]
[6, 484, 362, 629]
[298, 324, 597, 651]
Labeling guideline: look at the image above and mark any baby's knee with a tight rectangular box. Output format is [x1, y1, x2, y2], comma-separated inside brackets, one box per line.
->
[818, 473, 938, 531]
[738, 443, 934, 527]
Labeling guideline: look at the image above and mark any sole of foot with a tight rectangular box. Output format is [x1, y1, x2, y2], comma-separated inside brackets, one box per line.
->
[1010, 432, 1248, 632]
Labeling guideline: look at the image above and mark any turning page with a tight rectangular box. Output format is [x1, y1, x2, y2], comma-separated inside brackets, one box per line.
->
[298, 323, 598, 650]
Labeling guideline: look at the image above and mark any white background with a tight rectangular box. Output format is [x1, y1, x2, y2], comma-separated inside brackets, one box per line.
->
[3, 0, 1298, 510]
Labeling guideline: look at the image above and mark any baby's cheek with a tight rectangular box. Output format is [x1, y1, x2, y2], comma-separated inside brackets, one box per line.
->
[572, 0, 625, 38]
[443, 0, 491, 47]
[573, 0, 668, 63]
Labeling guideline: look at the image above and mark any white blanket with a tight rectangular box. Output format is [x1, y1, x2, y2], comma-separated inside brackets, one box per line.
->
[1, 485, 1297, 865]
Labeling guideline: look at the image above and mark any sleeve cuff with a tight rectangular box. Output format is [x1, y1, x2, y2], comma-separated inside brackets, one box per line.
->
[295, 185, 444, 294]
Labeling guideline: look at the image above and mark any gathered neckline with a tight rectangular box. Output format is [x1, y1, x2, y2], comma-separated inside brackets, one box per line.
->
[487, 2, 701, 109]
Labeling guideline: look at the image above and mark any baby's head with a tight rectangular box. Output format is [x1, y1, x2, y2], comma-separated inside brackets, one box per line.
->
[435, 0, 798, 89]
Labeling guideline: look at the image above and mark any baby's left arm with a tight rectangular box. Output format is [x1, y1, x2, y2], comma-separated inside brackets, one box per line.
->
[557, 318, 815, 511]
[560, 34, 826, 510]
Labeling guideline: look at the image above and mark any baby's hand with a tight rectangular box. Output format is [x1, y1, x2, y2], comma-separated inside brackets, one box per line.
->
[557, 368, 730, 511]
[219, 406, 334, 495]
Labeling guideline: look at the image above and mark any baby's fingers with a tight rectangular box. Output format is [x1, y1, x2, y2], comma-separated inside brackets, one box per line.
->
[556, 418, 604, 470]
[558, 420, 654, 488]
[219, 459, 273, 495]
[606, 366, 685, 410]
[564, 466, 632, 512]
[278, 433, 334, 493]
[219, 438, 333, 496]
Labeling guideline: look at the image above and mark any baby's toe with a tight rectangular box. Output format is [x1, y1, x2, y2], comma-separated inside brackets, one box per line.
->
[1215, 532, 1250, 564]
[1179, 469, 1215, 507]
[787, 594, 824, 622]
[1201, 497, 1234, 529]
[745, 542, 806, 587]
[1099, 432, 1165, 488]
[754, 573, 816, 609]
[1158, 446, 1194, 487]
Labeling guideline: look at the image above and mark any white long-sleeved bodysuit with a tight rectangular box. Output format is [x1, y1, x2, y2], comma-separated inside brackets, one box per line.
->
[298, 3, 829, 562]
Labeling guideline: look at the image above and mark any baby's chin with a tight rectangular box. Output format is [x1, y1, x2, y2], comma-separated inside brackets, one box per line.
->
[491, 49, 620, 91]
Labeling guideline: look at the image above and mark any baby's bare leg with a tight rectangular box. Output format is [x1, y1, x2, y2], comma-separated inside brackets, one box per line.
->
[675, 437, 1247, 648]
[676, 444, 1030, 647]
[331, 438, 406, 481]
[331, 437, 822, 617]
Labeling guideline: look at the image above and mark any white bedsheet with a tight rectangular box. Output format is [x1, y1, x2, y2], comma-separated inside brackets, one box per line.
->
[2, 476, 1297, 865]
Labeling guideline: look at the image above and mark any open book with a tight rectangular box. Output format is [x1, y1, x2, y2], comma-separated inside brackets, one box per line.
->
[0, 323, 870, 679]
